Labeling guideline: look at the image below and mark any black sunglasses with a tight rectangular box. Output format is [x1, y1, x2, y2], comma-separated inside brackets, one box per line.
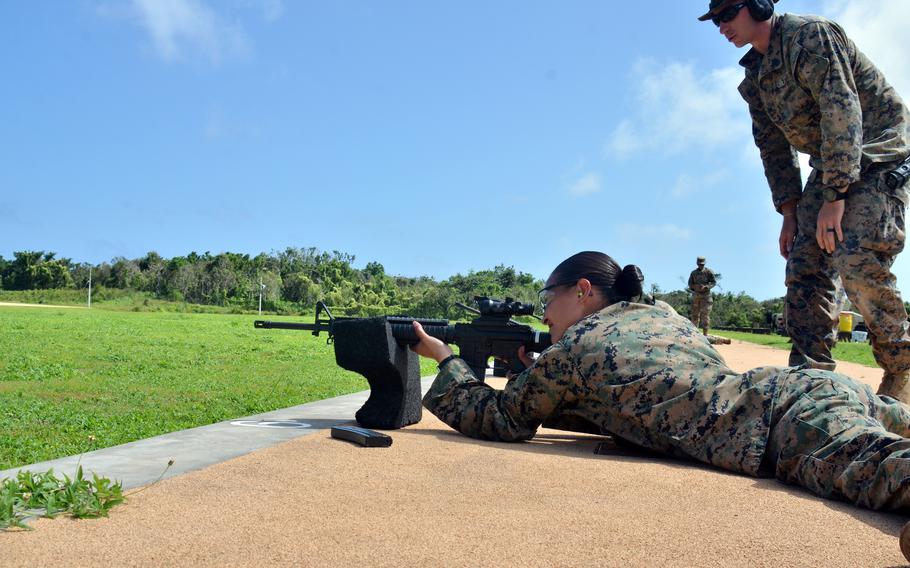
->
[712, 2, 747, 26]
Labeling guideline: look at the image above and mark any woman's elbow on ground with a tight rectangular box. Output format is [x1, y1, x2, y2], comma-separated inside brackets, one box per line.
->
[453, 402, 539, 442]
[466, 426, 535, 443]
[490, 424, 537, 443]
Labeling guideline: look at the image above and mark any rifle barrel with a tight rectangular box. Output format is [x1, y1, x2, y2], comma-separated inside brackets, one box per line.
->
[387, 321, 456, 345]
[253, 320, 322, 331]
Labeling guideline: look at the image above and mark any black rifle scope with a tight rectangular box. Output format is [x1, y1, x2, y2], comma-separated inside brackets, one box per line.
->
[475, 296, 536, 317]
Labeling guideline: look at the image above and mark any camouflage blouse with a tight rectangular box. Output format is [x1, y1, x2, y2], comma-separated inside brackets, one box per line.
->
[423, 300, 781, 476]
[737, 13, 910, 211]
[688, 267, 717, 295]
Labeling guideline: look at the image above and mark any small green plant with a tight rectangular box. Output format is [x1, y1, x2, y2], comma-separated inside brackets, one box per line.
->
[0, 435, 128, 531]
[0, 453, 176, 531]
[0, 467, 124, 530]
[124, 458, 174, 499]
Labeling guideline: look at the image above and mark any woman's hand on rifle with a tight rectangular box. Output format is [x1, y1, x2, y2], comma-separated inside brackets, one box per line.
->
[410, 321, 454, 363]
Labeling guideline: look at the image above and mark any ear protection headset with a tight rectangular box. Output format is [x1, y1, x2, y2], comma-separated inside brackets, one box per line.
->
[745, 0, 774, 22]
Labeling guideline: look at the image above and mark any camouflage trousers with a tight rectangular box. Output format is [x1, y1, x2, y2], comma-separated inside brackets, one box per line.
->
[767, 369, 910, 511]
[785, 163, 910, 376]
[690, 293, 712, 329]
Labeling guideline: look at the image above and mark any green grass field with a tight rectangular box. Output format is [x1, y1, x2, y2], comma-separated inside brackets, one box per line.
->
[712, 330, 878, 368]
[0, 305, 437, 470]
[0, 302, 879, 472]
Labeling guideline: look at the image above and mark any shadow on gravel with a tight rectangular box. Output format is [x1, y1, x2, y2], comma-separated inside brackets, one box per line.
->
[403, 425, 906, 542]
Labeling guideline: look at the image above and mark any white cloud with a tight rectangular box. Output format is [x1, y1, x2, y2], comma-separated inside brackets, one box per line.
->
[234, 0, 286, 22]
[259, 0, 285, 22]
[202, 103, 262, 141]
[739, 138, 763, 169]
[605, 60, 749, 159]
[616, 223, 692, 242]
[567, 173, 602, 197]
[671, 174, 696, 199]
[131, 0, 249, 63]
[824, 0, 910, 98]
[606, 120, 643, 158]
[670, 170, 728, 199]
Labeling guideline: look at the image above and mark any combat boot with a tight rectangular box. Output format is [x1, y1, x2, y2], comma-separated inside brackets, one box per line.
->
[900, 521, 910, 562]
[877, 370, 910, 405]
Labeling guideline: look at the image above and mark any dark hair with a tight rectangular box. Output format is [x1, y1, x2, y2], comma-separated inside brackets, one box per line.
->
[550, 251, 644, 303]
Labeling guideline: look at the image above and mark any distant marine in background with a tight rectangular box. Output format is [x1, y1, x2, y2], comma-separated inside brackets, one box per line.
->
[688, 256, 717, 336]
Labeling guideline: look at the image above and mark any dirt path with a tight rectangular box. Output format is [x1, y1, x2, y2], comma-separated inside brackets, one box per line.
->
[0, 302, 84, 309]
[717, 338, 884, 388]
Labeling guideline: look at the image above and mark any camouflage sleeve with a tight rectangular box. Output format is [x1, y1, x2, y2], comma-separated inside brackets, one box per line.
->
[707, 270, 716, 287]
[687, 271, 696, 291]
[421, 346, 577, 442]
[738, 78, 803, 211]
[791, 22, 862, 189]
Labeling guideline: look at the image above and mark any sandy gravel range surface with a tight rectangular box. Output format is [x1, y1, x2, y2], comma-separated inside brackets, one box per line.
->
[1, 339, 906, 567]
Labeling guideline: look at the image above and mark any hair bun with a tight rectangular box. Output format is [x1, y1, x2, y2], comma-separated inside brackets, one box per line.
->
[614, 264, 644, 299]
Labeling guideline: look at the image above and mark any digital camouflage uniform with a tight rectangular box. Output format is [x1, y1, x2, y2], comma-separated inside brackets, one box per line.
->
[424, 300, 910, 510]
[737, 13, 910, 376]
[688, 265, 717, 330]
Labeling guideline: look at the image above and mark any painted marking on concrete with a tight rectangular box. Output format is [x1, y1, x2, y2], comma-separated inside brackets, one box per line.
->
[230, 420, 313, 429]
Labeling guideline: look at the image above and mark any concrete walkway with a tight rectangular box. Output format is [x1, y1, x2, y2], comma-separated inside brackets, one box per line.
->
[0, 378, 435, 490]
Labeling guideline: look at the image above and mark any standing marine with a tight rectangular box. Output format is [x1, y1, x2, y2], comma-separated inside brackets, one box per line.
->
[688, 256, 717, 336]
[698, 0, 910, 402]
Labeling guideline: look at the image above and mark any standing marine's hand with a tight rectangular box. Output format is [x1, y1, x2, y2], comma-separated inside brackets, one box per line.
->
[779, 214, 797, 259]
[816, 200, 845, 254]
[409, 320, 454, 363]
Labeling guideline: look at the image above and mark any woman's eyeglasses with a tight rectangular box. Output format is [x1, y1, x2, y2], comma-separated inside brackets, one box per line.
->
[537, 280, 577, 310]
[713, 2, 747, 26]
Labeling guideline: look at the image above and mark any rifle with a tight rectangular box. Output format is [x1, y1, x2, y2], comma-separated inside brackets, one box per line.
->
[254, 296, 551, 429]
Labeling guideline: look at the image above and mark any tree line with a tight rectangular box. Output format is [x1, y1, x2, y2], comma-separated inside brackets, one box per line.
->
[0, 249, 542, 319]
[0, 249, 783, 326]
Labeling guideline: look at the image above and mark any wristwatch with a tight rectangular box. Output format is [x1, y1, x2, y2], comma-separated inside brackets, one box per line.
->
[822, 187, 848, 202]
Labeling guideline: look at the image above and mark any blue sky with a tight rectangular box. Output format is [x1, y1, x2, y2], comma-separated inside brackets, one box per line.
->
[2, 0, 909, 300]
